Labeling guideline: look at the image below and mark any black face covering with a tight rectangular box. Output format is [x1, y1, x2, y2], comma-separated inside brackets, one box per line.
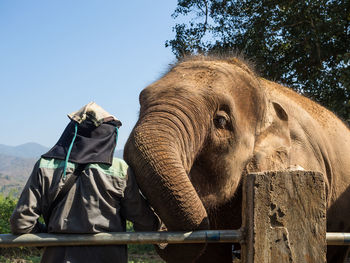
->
[42, 119, 119, 165]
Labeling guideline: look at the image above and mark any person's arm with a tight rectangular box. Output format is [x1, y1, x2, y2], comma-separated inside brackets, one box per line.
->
[10, 160, 47, 234]
[120, 168, 160, 231]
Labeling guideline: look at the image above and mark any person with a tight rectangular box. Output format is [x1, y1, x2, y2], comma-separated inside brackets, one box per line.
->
[10, 102, 160, 263]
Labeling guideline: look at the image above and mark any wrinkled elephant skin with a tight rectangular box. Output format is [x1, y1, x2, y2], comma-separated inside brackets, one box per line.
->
[124, 56, 350, 263]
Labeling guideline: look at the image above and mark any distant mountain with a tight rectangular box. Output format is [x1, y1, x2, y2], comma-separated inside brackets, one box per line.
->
[0, 143, 47, 195]
[0, 154, 36, 175]
[0, 142, 49, 159]
[0, 154, 37, 196]
[114, 149, 124, 159]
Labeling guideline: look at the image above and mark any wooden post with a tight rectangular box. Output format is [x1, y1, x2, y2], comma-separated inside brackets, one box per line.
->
[241, 170, 326, 263]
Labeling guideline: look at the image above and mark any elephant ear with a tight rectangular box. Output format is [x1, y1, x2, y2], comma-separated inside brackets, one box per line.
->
[247, 101, 291, 172]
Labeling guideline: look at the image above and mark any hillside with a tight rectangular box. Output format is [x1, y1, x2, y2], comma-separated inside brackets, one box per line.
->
[0, 143, 48, 196]
[0, 143, 49, 159]
[0, 155, 36, 196]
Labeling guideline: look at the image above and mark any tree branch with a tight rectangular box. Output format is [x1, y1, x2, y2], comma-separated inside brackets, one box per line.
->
[196, 0, 208, 33]
[310, 17, 322, 67]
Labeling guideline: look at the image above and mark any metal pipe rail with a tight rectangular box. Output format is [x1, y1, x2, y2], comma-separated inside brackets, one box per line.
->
[0, 230, 243, 248]
[1, 231, 350, 248]
[326, 233, 350, 246]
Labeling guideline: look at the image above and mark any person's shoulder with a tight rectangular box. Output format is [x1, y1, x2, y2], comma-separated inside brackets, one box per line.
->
[111, 158, 129, 175]
[87, 158, 129, 179]
[37, 157, 65, 169]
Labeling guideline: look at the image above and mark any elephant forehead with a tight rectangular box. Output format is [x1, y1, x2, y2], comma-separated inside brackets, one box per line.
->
[154, 69, 221, 93]
[147, 66, 237, 101]
[141, 59, 265, 125]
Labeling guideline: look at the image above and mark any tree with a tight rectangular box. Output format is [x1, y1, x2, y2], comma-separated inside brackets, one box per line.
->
[0, 193, 17, 234]
[166, 0, 350, 123]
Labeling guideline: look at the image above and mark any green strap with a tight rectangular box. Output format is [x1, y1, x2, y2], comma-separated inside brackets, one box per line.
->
[62, 122, 78, 179]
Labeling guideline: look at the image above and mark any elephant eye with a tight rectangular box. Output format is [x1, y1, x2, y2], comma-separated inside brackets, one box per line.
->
[214, 112, 229, 129]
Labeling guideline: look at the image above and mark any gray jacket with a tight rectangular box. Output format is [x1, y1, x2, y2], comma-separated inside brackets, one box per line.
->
[10, 157, 159, 263]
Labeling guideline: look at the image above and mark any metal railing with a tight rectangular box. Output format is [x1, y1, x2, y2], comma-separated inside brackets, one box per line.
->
[326, 232, 350, 246]
[0, 230, 349, 247]
[0, 230, 242, 248]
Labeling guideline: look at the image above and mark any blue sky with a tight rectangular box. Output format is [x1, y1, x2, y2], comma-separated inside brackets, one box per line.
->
[0, 1, 179, 150]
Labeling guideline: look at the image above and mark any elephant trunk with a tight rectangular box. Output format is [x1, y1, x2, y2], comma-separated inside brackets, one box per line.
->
[124, 105, 209, 262]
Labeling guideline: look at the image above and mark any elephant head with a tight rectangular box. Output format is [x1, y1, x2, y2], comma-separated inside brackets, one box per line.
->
[124, 57, 291, 262]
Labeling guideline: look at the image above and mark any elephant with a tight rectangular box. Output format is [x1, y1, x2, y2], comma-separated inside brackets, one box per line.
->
[124, 55, 350, 263]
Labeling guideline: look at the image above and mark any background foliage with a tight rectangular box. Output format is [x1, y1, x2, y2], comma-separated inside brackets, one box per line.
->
[166, 0, 350, 123]
[0, 193, 17, 234]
